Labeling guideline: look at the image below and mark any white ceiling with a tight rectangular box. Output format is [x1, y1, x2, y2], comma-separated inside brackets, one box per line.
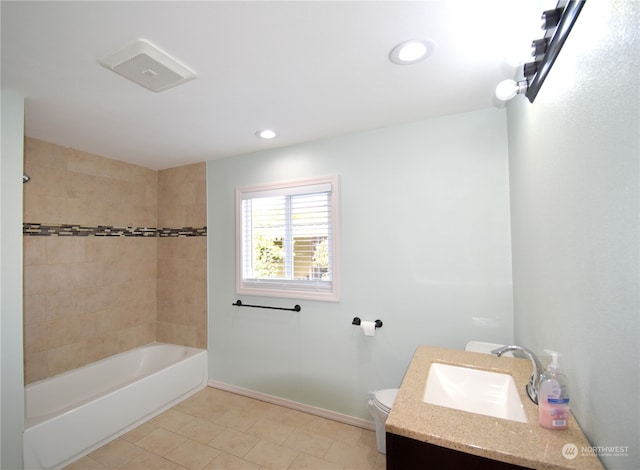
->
[2, 1, 545, 170]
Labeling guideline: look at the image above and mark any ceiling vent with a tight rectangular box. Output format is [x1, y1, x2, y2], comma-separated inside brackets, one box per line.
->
[99, 39, 196, 93]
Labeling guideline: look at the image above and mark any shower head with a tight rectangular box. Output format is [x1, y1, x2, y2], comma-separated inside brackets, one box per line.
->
[23, 174, 31, 183]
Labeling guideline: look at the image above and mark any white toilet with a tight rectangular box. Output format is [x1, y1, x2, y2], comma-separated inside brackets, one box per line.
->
[368, 341, 510, 454]
[367, 388, 398, 454]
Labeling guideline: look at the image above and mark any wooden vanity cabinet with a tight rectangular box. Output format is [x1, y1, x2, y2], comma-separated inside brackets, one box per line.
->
[386, 432, 532, 470]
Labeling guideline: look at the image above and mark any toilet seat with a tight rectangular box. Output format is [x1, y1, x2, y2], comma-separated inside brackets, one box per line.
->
[373, 388, 398, 414]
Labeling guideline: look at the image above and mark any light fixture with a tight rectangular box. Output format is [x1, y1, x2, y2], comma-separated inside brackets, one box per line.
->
[389, 39, 435, 65]
[255, 129, 277, 139]
[495, 79, 528, 101]
[494, 0, 584, 102]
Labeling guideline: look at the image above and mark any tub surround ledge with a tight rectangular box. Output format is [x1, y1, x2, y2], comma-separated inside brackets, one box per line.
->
[385, 345, 603, 470]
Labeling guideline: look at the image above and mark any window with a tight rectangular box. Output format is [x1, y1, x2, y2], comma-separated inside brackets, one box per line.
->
[236, 175, 339, 301]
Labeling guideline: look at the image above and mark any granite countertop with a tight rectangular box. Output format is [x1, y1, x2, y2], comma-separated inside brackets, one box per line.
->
[385, 345, 604, 470]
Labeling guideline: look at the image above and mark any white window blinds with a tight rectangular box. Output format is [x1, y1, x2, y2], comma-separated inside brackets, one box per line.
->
[236, 176, 339, 301]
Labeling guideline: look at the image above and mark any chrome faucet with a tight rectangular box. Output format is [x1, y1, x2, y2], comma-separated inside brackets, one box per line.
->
[491, 345, 544, 405]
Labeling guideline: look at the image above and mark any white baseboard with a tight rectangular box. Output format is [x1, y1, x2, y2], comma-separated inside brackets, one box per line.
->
[207, 380, 376, 431]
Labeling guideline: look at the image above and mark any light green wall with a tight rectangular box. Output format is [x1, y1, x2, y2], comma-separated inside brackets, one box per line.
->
[207, 107, 513, 419]
[507, 1, 639, 468]
[1, 89, 25, 469]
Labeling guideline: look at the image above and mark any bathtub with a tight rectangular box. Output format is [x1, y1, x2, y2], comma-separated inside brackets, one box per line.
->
[23, 343, 207, 470]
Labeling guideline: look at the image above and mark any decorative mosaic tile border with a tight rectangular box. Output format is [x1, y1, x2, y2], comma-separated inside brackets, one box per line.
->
[158, 227, 208, 237]
[23, 223, 207, 237]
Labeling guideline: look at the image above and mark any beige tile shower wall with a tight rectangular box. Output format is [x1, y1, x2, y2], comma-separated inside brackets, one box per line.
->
[23, 138, 158, 383]
[157, 163, 207, 349]
[158, 162, 206, 228]
[157, 237, 207, 348]
[24, 138, 158, 227]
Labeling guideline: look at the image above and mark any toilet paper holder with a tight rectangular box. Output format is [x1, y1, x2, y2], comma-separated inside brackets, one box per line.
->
[352, 317, 383, 329]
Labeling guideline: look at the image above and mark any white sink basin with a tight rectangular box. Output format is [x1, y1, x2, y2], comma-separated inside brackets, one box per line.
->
[423, 363, 528, 423]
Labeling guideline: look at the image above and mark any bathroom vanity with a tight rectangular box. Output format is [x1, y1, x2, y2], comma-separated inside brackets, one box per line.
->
[385, 346, 604, 470]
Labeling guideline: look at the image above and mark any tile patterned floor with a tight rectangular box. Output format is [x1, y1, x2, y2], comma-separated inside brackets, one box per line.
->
[65, 387, 386, 470]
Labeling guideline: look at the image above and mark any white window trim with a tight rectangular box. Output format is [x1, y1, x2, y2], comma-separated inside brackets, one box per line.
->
[235, 175, 340, 302]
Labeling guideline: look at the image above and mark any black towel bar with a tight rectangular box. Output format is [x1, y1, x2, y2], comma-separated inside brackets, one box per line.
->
[232, 300, 301, 312]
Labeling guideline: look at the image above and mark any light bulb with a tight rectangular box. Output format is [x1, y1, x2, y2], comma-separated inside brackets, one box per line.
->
[495, 79, 527, 101]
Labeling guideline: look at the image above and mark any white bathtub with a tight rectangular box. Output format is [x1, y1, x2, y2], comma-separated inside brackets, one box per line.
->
[23, 343, 208, 470]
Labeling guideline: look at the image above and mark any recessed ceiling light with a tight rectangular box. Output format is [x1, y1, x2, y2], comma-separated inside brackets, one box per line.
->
[256, 129, 277, 139]
[389, 39, 435, 65]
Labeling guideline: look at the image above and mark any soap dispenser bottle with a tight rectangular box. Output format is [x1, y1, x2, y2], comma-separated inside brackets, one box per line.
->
[538, 350, 570, 430]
